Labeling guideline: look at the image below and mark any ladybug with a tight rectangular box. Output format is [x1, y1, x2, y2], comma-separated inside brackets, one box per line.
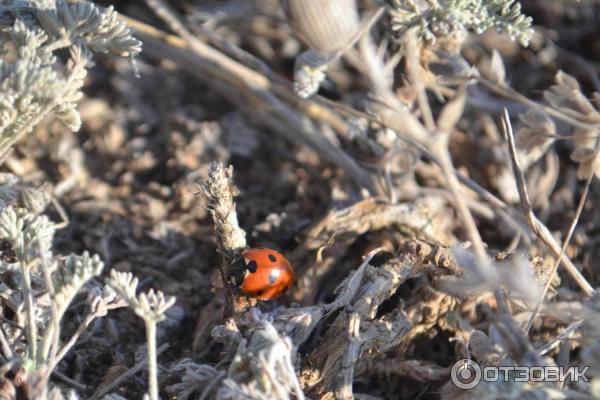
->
[236, 248, 294, 300]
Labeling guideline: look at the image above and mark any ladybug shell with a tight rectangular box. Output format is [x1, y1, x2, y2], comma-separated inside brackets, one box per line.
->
[240, 248, 294, 300]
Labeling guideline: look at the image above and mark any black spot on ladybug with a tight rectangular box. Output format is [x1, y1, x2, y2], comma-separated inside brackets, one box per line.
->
[255, 290, 264, 297]
[247, 260, 258, 273]
[268, 254, 277, 262]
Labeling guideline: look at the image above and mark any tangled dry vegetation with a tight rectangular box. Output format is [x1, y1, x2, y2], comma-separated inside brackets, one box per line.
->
[1, 0, 600, 399]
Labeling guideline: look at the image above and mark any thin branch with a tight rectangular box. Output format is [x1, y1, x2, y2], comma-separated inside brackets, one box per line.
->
[198, 163, 248, 312]
[334, 312, 362, 400]
[50, 302, 126, 371]
[431, 89, 488, 261]
[406, 29, 435, 131]
[121, 12, 380, 195]
[88, 344, 169, 400]
[478, 77, 600, 130]
[318, 84, 596, 298]
[19, 260, 37, 362]
[0, 327, 12, 359]
[527, 173, 594, 331]
[501, 109, 595, 303]
[37, 236, 60, 367]
[536, 319, 585, 356]
[51, 370, 88, 391]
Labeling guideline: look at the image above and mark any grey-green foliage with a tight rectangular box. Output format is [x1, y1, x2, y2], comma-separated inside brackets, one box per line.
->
[0, 205, 53, 265]
[53, 251, 104, 316]
[389, 0, 534, 46]
[0, 0, 141, 158]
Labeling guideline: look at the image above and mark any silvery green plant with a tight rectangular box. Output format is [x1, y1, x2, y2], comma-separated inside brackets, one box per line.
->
[0, 204, 114, 399]
[0, 0, 141, 158]
[108, 270, 176, 400]
[389, 0, 534, 46]
[0, 205, 54, 362]
[0, 174, 137, 400]
[37, 252, 103, 365]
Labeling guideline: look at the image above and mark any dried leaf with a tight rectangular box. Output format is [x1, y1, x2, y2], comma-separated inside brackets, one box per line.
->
[437, 87, 466, 133]
[515, 109, 556, 168]
[544, 71, 597, 116]
[489, 50, 506, 85]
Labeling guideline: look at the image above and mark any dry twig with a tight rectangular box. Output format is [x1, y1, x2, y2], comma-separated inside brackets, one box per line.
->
[501, 109, 595, 297]
[198, 162, 249, 312]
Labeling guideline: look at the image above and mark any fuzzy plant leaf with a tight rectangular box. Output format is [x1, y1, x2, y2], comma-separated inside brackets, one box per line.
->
[0, 0, 141, 159]
[108, 270, 175, 323]
[86, 283, 121, 316]
[0, 206, 54, 265]
[53, 251, 103, 316]
[138, 289, 176, 323]
[36, 2, 142, 56]
[107, 270, 139, 308]
[389, 0, 534, 46]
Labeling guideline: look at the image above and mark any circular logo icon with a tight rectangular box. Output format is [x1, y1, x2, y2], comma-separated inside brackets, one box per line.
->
[450, 359, 482, 390]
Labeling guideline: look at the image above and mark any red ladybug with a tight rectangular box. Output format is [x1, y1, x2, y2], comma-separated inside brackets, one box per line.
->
[238, 248, 294, 300]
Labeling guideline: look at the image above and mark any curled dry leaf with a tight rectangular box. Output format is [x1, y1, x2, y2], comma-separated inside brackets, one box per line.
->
[544, 71, 597, 116]
[535, 71, 600, 179]
[437, 87, 467, 134]
[515, 108, 556, 169]
[489, 49, 507, 85]
[570, 145, 600, 179]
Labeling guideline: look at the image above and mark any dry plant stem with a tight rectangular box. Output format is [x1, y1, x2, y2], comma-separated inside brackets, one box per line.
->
[149, 0, 285, 85]
[334, 312, 361, 400]
[121, 12, 597, 297]
[528, 157, 593, 327]
[406, 29, 435, 131]
[142, 0, 380, 190]
[200, 164, 246, 253]
[477, 77, 599, 130]
[146, 320, 159, 400]
[431, 93, 488, 261]
[37, 239, 60, 367]
[50, 313, 97, 370]
[89, 344, 169, 400]
[438, 156, 486, 262]
[19, 261, 37, 362]
[0, 327, 12, 359]
[51, 370, 88, 391]
[149, 0, 351, 136]
[355, 34, 430, 145]
[455, 167, 593, 295]
[536, 319, 585, 356]
[501, 109, 595, 298]
[525, 173, 593, 333]
[199, 163, 247, 311]
[317, 94, 534, 236]
[307, 252, 418, 394]
[50, 303, 125, 371]
[405, 32, 487, 250]
[121, 14, 380, 195]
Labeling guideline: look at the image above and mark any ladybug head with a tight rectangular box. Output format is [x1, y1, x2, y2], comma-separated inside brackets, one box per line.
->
[229, 252, 247, 286]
